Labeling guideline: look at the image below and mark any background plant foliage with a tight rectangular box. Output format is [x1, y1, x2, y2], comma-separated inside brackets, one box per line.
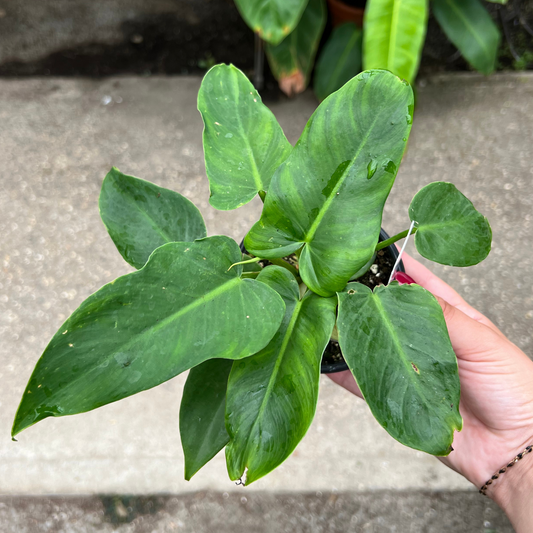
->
[13, 65, 491, 486]
[235, 0, 505, 98]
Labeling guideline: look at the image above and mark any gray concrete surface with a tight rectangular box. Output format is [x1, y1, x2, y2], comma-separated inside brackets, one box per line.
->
[0, 492, 514, 532]
[0, 72, 532, 510]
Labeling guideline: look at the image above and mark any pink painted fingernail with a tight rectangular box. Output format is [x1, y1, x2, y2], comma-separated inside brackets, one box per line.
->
[393, 272, 416, 285]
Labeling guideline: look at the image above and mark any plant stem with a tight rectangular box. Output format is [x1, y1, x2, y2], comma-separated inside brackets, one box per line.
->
[228, 256, 262, 271]
[375, 227, 417, 251]
[269, 257, 299, 278]
[241, 271, 259, 279]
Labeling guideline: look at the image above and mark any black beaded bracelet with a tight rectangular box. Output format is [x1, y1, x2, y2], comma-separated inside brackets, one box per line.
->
[479, 444, 533, 496]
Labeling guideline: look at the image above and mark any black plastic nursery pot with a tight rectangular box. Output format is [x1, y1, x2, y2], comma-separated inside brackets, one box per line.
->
[239, 228, 404, 375]
[320, 228, 404, 374]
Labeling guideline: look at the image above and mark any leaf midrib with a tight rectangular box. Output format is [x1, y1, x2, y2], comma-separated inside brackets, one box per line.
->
[304, 113, 380, 242]
[323, 29, 360, 97]
[232, 74, 265, 193]
[117, 185, 176, 244]
[387, 0, 401, 69]
[240, 297, 304, 472]
[371, 292, 427, 399]
[47, 276, 243, 402]
[445, 0, 490, 58]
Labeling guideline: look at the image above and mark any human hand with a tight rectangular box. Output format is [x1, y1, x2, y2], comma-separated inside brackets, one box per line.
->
[328, 253, 533, 494]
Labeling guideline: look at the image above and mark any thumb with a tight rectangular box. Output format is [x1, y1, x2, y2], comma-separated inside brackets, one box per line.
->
[434, 295, 506, 363]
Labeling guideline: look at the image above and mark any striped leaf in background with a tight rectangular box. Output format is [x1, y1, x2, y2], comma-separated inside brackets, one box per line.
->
[363, 0, 428, 83]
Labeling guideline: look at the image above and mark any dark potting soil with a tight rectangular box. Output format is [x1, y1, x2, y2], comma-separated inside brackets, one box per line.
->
[339, 0, 367, 8]
[321, 248, 395, 368]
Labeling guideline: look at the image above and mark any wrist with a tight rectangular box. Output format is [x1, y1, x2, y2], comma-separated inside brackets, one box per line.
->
[488, 446, 533, 533]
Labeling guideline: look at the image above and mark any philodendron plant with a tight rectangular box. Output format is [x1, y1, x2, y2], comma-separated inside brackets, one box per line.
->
[12, 65, 492, 485]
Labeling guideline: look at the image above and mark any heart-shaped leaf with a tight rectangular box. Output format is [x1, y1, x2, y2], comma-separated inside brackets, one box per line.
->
[99, 168, 207, 269]
[432, 0, 500, 75]
[409, 181, 492, 266]
[198, 64, 292, 210]
[225, 266, 336, 484]
[337, 282, 462, 456]
[244, 69, 414, 296]
[234, 0, 309, 45]
[265, 0, 326, 96]
[314, 22, 362, 101]
[363, 0, 428, 83]
[180, 358, 233, 480]
[12, 237, 285, 437]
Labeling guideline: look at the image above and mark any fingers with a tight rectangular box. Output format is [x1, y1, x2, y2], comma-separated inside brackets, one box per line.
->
[435, 295, 510, 363]
[401, 252, 503, 336]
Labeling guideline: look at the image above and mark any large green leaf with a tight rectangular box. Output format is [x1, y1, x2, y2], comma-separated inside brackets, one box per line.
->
[198, 64, 292, 210]
[337, 282, 462, 455]
[409, 181, 492, 266]
[180, 359, 233, 480]
[99, 168, 207, 269]
[234, 0, 309, 45]
[265, 0, 326, 96]
[244, 70, 413, 297]
[363, 0, 428, 83]
[225, 266, 336, 484]
[432, 0, 500, 75]
[12, 237, 285, 437]
[314, 23, 362, 101]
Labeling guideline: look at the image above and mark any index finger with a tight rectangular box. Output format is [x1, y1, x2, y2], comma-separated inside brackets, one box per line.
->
[400, 252, 503, 336]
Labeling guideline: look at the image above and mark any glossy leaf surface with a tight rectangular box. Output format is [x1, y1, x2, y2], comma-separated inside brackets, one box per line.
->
[180, 359, 233, 480]
[363, 0, 428, 83]
[99, 168, 207, 269]
[409, 182, 492, 266]
[12, 237, 285, 436]
[265, 0, 326, 96]
[432, 0, 500, 75]
[337, 282, 462, 455]
[314, 23, 362, 101]
[234, 0, 309, 45]
[198, 64, 292, 210]
[225, 267, 336, 484]
[244, 70, 413, 296]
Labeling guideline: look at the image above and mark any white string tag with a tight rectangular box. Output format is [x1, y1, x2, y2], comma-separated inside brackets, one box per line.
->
[388, 220, 417, 285]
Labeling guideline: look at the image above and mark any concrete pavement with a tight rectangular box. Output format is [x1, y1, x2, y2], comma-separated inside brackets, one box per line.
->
[1, 72, 532, 529]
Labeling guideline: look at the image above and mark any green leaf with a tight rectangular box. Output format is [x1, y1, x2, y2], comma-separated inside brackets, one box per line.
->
[12, 237, 285, 437]
[225, 266, 336, 484]
[99, 168, 207, 269]
[363, 0, 428, 83]
[244, 70, 414, 297]
[198, 64, 292, 210]
[180, 359, 233, 480]
[234, 0, 309, 45]
[265, 0, 327, 96]
[485, 0, 507, 3]
[314, 23, 362, 101]
[409, 181, 492, 266]
[432, 0, 500, 75]
[337, 282, 462, 456]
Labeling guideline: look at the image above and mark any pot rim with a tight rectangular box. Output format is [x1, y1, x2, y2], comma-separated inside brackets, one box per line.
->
[321, 227, 405, 374]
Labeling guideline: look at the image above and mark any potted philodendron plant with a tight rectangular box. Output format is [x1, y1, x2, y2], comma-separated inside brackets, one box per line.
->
[12, 65, 492, 485]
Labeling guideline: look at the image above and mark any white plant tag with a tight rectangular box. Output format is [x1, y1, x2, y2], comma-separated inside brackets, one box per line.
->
[388, 220, 417, 285]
